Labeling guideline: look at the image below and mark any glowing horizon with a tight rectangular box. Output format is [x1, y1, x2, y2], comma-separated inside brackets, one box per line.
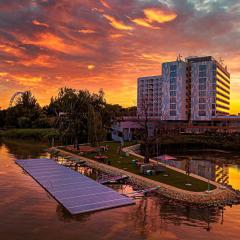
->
[0, 0, 239, 113]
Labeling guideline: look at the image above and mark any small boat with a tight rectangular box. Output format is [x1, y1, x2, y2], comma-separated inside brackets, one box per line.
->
[98, 175, 129, 184]
[126, 186, 160, 198]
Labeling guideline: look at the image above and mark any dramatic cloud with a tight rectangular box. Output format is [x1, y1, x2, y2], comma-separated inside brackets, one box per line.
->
[143, 8, 177, 24]
[100, 0, 111, 9]
[78, 29, 96, 34]
[32, 20, 49, 28]
[103, 14, 133, 30]
[0, 0, 239, 113]
[132, 18, 160, 29]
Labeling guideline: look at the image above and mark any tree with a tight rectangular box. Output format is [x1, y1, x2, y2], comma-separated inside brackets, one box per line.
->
[136, 96, 161, 163]
[88, 104, 105, 146]
[0, 109, 6, 128]
[5, 91, 41, 128]
[54, 88, 106, 149]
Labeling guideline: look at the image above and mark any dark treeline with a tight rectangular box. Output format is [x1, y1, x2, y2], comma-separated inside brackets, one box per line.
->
[0, 88, 136, 146]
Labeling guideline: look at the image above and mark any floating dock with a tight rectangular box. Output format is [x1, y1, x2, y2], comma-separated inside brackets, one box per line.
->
[16, 158, 134, 215]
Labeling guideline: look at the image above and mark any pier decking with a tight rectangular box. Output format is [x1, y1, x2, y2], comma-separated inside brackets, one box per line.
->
[16, 158, 134, 215]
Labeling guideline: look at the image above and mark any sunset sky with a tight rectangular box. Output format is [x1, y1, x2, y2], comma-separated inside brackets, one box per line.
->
[0, 0, 239, 113]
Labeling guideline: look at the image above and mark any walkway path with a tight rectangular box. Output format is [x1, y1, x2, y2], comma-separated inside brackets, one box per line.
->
[122, 144, 223, 188]
[50, 147, 238, 205]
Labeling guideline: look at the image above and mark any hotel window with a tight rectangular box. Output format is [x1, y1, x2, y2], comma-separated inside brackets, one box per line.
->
[199, 71, 206, 77]
[199, 85, 206, 90]
[199, 78, 206, 84]
[170, 110, 176, 116]
[170, 104, 176, 109]
[170, 72, 176, 77]
[199, 65, 207, 71]
[170, 65, 177, 72]
[170, 91, 176, 96]
[170, 97, 176, 103]
[199, 104, 206, 110]
[170, 85, 176, 90]
[170, 78, 176, 84]
[199, 98, 206, 103]
[199, 111, 206, 116]
[199, 91, 206, 96]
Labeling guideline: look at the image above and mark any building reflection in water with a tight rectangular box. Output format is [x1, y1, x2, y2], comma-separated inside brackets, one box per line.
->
[53, 154, 225, 235]
[158, 158, 229, 185]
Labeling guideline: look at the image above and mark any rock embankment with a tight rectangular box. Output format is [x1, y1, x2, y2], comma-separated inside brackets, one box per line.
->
[49, 147, 239, 207]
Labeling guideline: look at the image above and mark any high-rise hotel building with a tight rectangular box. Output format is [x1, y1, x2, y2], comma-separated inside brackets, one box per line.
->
[137, 56, 230, 121]
[188, 56, 230, 120]
[161, 60, 188, 120]
[137, 75, 162, 117]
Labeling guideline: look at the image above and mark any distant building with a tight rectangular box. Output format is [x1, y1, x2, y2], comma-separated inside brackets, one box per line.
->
[188, 56, 230, 121]
[161, 60, 188, 120]
[137, 75, 162, 118]
[137, 56, 230, 121]
[112, 56, 235, 142]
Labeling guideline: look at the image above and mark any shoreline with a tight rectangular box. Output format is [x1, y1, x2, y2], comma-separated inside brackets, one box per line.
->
[49, 147, 240, 207]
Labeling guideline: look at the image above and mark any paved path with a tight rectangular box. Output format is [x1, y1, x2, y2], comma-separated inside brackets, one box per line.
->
[50, 147, 237, 205]
[122, 144, 223, 188]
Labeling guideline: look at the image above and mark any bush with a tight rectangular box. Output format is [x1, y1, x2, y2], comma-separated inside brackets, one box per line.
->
[0, 128, 60, 142]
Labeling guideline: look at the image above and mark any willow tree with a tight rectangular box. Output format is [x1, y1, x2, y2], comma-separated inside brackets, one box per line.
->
[88, 104, 105, 147]
[55, 88, 106, 149]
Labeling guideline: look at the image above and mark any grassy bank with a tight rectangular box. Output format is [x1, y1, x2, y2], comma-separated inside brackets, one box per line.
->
[0, 128, 59, 141]
[61, 142, 215, 192]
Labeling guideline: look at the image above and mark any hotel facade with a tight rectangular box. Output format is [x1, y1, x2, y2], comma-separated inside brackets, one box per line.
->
[137, 56, 230, 121]
[112, 56, 237, 141]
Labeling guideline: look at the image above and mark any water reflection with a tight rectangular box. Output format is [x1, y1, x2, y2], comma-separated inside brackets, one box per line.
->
[57, 158, 224, 232]
[1, 140, 240, 240]
[157, 154, 240, 190]
[56, 204, 91, 223]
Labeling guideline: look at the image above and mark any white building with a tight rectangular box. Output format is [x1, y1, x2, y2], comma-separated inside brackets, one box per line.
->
[137, 56, 230, 121]
[188, 56, 230, 121]
[137, 75, 162, 118]
[161, 60, 188, 120]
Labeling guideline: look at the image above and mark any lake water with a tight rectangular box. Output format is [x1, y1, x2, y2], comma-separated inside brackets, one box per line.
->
[1, 140, 240, 240]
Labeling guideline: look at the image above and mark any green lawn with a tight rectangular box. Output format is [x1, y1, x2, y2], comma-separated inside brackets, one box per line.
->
[62, 141, 215, 192]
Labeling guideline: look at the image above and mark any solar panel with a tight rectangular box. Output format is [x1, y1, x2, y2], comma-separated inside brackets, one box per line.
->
[16, 158, 134, 214]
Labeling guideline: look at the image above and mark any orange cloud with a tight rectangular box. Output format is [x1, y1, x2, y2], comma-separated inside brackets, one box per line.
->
[21, 55, 55, 67]
[22, 32, 87, 55]
[0, 72, 8, 77]
[100, 0, 111, 9]
[103, 14, 133, 30]
[32, 20, 49, 28]
[0, 43, 22, 56]
[144, 8, 177, 24]
[87, 64, 95, 70]
[78, 29, 96, 34]
[110, 33, 125, 39]
[0, 73, 42, 87]
[132, 8, 176, 29]
[23, 32, 65, 52]
[17, 75, 42, 86]
[132, 18, 160, 29]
